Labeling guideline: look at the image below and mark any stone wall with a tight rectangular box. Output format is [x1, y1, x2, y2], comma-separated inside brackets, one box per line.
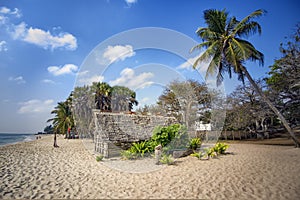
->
[93, 110, 176, 158]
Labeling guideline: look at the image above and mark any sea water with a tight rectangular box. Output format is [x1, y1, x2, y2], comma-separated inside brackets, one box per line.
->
[0, 133, 36, 146]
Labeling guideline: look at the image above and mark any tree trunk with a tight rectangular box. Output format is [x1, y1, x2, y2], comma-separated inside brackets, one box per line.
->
[242, 67, 300, 147]
[54, 132, 59, 148]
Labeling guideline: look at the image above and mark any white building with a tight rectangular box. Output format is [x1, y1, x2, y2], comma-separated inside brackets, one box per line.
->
[195, 121, 211, 131]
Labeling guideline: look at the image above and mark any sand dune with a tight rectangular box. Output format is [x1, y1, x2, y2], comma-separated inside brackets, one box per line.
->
[0, 135, 300, 199]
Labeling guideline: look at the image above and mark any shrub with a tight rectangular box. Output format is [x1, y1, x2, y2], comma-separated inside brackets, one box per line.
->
[120, 150, 137, 160]
[188, 138, 201, 150]
[129, 141, 151, 157]
[119, 124, 185, 159]
[96, 154, 104, 162]
[151, 124, 182, 147]
[205, 147, 217, 159]
[213, 143, 229, 155]
[190, 151, 205, 159]
[160, 153, 175, 165]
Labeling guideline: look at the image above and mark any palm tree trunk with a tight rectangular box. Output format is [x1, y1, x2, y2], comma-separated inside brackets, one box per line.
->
[242, 67, 300, 147]
[54, 132, 59, 148]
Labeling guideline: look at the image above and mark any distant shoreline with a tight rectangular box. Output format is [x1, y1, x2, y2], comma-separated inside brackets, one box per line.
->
[0, 133, 39, 147]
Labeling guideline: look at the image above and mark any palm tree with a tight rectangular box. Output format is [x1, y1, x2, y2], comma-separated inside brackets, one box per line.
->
[92, 82, 112, 111]
[47, 101, 74, 147]
[191, 9, 300, 147]
[111, 85, 138, 112]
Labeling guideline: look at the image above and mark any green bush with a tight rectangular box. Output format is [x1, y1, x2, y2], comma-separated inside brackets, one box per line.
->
[96, 154, 104, 162]
[213, 143, 229, 155]
[120, 124, 185, 159]
[190, 151, 205, 159]
[160, 153, 175, 165]
[151, 124, 182, 147]
[120, 150, 137, 160]
[205, 147, 217, 159]
[129, 141, 151, 157]
[189, 138, 201, 150]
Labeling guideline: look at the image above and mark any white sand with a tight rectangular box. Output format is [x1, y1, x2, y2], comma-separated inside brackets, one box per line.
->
[0, 135, 300, 199]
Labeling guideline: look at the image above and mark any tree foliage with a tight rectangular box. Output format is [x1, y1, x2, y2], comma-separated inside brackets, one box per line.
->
[192, 9, 300, 146]
[266, 23, 300, 126]
[157, 80, 212, 128]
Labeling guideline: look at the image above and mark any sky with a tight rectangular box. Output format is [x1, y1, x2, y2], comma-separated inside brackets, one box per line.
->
[0, 0, 299, 133]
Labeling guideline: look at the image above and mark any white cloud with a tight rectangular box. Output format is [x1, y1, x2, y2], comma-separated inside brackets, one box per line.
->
[0, 15, 6, 24]
[176, 53, 210, 74]
[0, 7, 10, 14]
[18, 99, 55, 114]
[47, 64, 78, 76]
[109, 68, 154, 90]
[0, 7, 21, 24]
[103, 45, 135, 63]
[177, 56, 198, 70]
[8, 76, 26, 84]
[77, 70, 89, 76]
[0, 41, 8, 51]
[0, 6, 21, 17]
[10, 22, 77, 50]
[42, 79, 56, 84]
[78, 75, 104, 86]
[140, 97, 150, 104]
[125, 0, 137, 4]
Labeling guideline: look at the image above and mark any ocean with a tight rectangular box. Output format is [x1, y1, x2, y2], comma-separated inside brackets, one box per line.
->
[0, 133, 36, 147]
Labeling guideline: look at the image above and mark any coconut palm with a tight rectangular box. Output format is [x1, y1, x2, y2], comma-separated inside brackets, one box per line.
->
[191, 9, 300, 147]
[92, 82, 112, 111]
[111, 85, 138, 112]
[47, 101, 74, 147]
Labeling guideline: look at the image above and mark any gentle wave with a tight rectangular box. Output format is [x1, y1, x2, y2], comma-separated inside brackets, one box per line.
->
[0, 133, 35, 146]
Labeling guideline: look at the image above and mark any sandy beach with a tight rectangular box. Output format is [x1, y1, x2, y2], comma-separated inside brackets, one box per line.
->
[0, 135, 300, 199]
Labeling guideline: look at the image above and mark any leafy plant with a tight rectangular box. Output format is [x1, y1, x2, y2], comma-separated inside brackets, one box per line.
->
[213, 143, 229, 155]
[120, 150, 137, 160]
[160, 153, 175, 165]
[119, 124, 185, 159]
[190, 151, 205, 159]
[189, 138, 201, 150]
[151, 124, 181, 147]
[96, 154, 104, 162]
[204, 147, 217, 159]
[129, 141, 150, 157]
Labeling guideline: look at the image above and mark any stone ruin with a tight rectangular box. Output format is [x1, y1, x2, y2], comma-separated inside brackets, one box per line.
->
[93, 110, 176, 158]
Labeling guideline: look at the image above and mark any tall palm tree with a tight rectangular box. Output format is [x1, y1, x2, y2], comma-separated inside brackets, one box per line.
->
[112, 85, 138, 112]
[191, 9, 300, 147]
[92, 82, 112, 111]
[47, 101, 74, 147]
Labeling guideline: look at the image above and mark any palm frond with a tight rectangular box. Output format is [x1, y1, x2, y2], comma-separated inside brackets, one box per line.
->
[192, 40, 220, 69]
[236, 21, 262, 38]
[234, 38, 264, 65]
[232, 9, 266, 37]
[190, 41, 211, 53]
[204, 9, 228, 34]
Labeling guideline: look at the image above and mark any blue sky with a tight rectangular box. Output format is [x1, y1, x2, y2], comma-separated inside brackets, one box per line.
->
[0, 0, 299, 133]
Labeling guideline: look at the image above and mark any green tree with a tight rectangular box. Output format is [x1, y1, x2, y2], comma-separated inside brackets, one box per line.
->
[266, 24, 300, 126]
[47, 101, 74, 147]
[225, 80, 276, 133]
[191, 9, 300, 147]
[158, 80, 212, 128]
[111, 85, 138, 112]
[92, 82, 112, 111]
[43, 125, 53, 134]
